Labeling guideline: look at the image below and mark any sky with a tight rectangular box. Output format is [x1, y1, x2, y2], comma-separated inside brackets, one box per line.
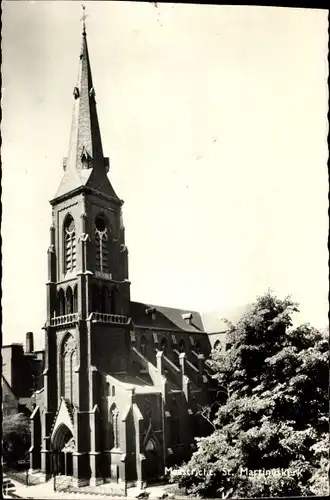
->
[2, 2, 329, 350]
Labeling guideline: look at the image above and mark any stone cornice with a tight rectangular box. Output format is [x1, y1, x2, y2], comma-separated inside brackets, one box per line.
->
[50, 185, 123, 207]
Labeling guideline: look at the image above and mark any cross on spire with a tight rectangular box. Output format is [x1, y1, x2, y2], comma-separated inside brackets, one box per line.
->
[81, 4, 87, 34]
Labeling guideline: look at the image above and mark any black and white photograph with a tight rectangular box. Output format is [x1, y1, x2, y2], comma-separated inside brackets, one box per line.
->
[1, 2, 329, 499]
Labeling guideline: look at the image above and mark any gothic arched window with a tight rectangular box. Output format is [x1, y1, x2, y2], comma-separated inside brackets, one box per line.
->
[110, 405, 120, 449]
[194, 340, 200, 354]
[66, 286, 73, 314]
[58, 288, 66, 316]
[64, 215, 76, 273]
[160, 338, 167, 356]
[179, 339, 185, 353]
[73, 285, 78, 313]
[61, 334, 76, 403]
[95, 215, 109, 273]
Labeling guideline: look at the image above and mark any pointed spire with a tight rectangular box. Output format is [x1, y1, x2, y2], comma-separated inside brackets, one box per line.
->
[81, 4, 87, 35]
[66, 5, 105, 174]
[53, 8, 119, 203]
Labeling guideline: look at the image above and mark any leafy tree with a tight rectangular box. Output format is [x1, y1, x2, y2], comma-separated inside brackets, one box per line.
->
[174, 291, 328, 497]
[3, 413, 31, 465]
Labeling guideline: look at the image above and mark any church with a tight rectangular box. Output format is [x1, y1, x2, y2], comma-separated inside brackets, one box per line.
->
[29, 18, 229, 491]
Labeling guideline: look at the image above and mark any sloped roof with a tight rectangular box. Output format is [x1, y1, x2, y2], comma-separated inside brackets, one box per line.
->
[130, 301, 252, 335]
[130, 301, 205, 334]
[53, 167, 119, 202]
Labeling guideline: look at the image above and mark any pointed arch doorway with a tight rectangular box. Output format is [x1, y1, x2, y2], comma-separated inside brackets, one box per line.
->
[52, 423, 75, 476]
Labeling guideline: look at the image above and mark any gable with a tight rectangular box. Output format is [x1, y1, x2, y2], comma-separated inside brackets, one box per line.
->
[50, 397, 74, 440]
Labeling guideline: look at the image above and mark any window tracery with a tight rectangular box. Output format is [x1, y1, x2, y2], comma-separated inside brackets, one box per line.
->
[95, 215, 109, 273]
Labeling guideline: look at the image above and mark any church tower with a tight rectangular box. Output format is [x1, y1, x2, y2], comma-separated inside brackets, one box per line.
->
[30, 14, 132, 487]
[29, 8, 215, 492]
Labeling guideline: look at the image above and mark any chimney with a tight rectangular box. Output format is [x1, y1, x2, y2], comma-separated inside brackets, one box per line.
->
[26, 332, 34, 353]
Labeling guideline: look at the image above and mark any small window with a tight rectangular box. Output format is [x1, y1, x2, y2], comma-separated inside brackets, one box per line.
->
[179, 339, 185, 353]
[112, 385, 116, 397]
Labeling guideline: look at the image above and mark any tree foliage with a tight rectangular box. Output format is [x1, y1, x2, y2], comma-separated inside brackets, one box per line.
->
[3, 413, 31, 465]
[175, 291, 329, 497]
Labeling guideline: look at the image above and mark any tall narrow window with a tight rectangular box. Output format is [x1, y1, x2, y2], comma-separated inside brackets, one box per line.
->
[73, 285, 78, 313]
[160, 338, 167, 356]
[61, 334, 76, 403]
[66, 286, 73, 314]
[64, 215, 76, 273]
[58, 288, 66, 316]
[140, 336, 147, 357]
[95, 215, 109, 273]
[110, 405, 120, 449]
[179, 339, 185, 353]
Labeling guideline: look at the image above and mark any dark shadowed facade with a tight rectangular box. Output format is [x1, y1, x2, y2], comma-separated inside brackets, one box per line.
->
[29, 23, 230, 490]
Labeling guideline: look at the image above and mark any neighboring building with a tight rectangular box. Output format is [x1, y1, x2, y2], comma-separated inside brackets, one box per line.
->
[2, 333, 45, 416]
[28, 19, 246, 490]
[2, 376, 19, 417]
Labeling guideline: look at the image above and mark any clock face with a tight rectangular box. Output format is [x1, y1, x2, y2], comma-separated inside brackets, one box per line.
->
[95, 215, 106, 232]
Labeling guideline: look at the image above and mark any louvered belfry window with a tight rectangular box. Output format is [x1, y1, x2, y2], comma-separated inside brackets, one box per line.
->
[95, 215, 108, 272]
[64, 215, 76, 273]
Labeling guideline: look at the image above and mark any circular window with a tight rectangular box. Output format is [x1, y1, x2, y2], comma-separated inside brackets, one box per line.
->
[95, 215, 106, 232]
